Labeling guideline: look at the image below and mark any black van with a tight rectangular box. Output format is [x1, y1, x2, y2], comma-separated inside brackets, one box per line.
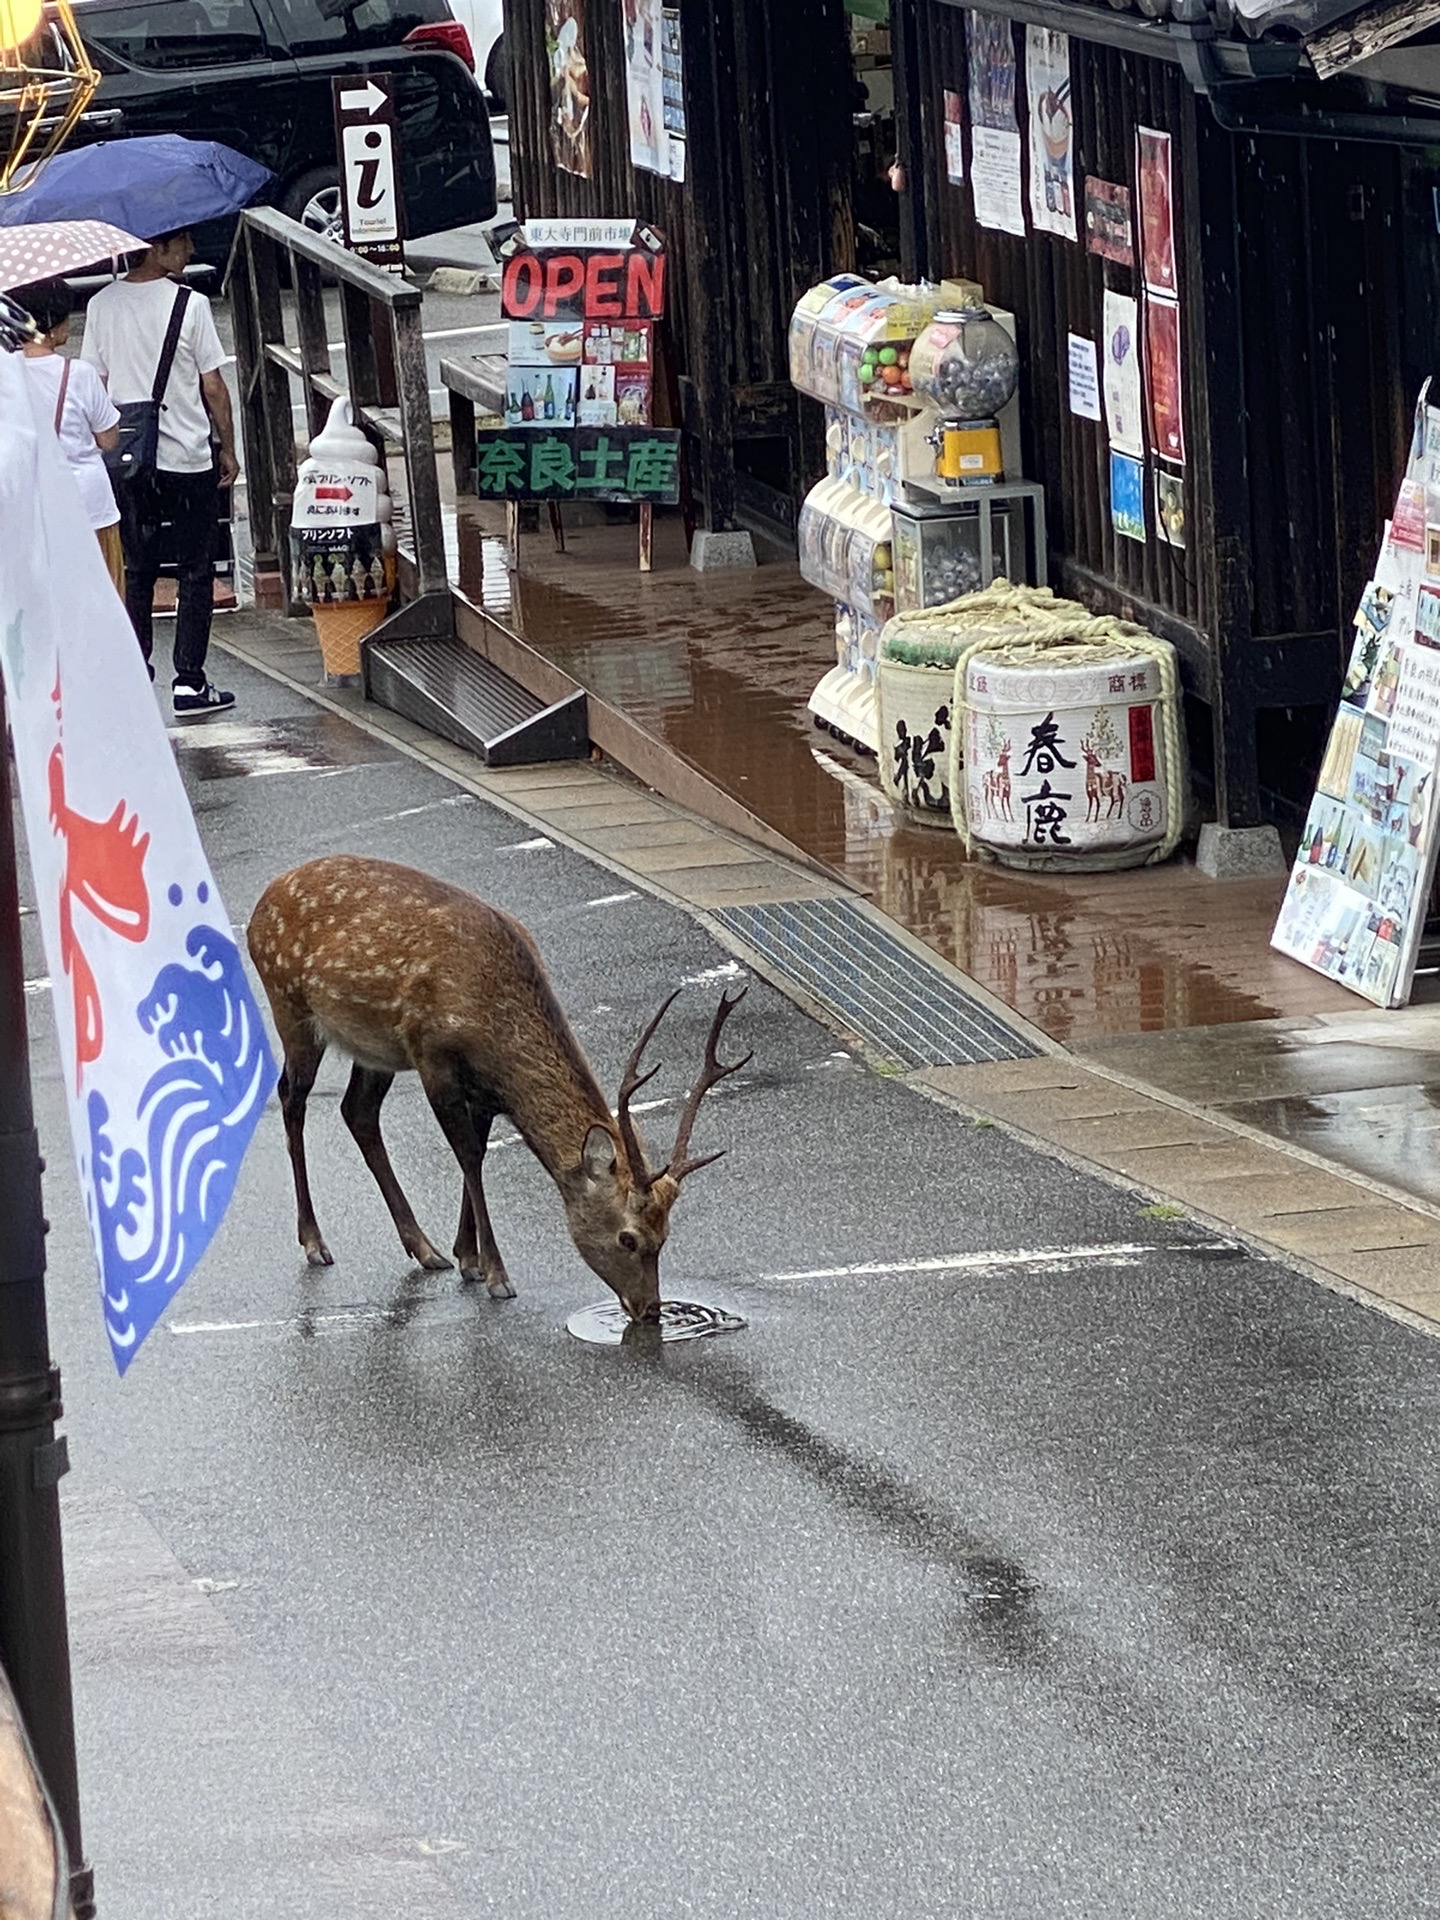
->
[65, 0, 496, 245]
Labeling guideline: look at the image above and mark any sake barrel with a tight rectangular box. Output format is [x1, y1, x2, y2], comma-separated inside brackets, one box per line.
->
[876, 581, 1089, 825]
[956, 630, 1184, 871]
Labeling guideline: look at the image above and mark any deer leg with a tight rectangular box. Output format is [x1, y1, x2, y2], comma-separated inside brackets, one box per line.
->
[452, 1107, 509, 1291]
[417, 1065, 516, 1301]
[339, 1065, 452, 1273]
[278, 1037, 330, 1267]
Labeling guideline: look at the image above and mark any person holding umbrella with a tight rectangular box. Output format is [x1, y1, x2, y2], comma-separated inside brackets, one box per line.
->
[82, 227, 238, 713]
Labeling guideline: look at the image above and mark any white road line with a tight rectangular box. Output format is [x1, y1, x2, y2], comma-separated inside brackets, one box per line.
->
[763, 1244, 1175, 1283]
[585, 890, 637, 906]
[168, 1240, 1194, 1338]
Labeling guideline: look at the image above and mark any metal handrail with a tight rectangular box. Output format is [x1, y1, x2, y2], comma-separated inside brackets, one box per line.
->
[226, 209, 449, 605]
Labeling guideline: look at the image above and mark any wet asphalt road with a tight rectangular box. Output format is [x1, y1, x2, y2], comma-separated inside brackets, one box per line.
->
[20, 657, 1440, 1917]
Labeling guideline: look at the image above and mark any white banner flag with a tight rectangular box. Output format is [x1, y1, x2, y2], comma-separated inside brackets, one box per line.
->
[0, 349, 276, 1373]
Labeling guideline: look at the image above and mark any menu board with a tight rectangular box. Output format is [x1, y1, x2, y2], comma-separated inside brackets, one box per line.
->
[1273, 397, 1440, 1006]
[480, 219, 676, 504]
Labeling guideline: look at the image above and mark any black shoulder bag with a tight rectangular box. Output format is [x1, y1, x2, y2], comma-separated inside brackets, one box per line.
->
[104, 284, 192, 490]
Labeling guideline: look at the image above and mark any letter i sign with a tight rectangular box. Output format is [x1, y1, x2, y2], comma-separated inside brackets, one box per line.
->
[332, 74, 405, 273]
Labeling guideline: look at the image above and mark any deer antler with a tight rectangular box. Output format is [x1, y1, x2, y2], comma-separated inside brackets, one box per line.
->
[616, 990, 680, 1187]
[663, 987, 752, 1183]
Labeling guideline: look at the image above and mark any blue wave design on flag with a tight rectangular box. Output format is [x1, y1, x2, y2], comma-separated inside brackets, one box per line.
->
[85, 925, 276, 1371]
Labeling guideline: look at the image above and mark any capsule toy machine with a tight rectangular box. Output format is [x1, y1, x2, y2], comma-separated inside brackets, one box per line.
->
[889, 303, 1047, 617]
[789, 275, 978, 751]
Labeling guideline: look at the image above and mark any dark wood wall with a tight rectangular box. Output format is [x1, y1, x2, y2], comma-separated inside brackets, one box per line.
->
[504, 0, 855, 536]
[910, 1, 1422, 823]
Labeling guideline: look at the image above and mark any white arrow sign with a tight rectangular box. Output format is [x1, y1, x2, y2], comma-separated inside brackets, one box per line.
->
[339, 78, 387, 116]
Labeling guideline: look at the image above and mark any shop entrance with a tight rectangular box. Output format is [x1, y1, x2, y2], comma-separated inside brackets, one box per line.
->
[847, 0, 901, 280]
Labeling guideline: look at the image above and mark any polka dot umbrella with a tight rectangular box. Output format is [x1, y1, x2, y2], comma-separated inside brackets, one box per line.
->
[0, 218, 145, 292]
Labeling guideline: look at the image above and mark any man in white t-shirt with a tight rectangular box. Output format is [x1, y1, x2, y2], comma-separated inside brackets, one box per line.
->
[82, 228, 239, 714]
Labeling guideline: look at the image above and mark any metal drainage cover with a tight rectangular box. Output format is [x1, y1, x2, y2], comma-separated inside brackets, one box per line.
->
[712, 898, 1037, 1069]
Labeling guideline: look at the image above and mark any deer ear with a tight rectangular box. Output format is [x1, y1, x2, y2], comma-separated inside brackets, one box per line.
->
[581, 1125, 618, 1181]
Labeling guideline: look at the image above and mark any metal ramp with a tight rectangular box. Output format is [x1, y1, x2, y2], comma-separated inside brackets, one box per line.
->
[365, 631, 588, 768]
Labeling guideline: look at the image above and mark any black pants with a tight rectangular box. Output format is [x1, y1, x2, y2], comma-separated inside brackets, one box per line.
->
[119, 468, 217, 685]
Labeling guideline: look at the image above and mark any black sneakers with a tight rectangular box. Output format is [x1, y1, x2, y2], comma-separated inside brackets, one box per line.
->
[173, 678, 236, 715]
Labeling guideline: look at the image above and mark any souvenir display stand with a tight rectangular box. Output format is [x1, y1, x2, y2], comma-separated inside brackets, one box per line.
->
[789, 273, 1037, 755]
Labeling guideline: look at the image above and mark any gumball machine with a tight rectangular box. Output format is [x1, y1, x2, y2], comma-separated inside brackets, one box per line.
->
[907, 307, 1020, 486]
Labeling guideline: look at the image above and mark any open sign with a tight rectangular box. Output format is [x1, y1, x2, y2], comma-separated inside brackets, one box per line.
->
[501, 247, 666, 322]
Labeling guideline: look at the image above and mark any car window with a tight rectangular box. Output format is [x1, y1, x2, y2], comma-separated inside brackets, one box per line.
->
[264, 0, 451, 56]
[79, 0, 271, 67]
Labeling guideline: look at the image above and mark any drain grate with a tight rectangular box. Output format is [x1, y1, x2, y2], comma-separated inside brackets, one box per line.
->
[712, 897, 1037, 1069]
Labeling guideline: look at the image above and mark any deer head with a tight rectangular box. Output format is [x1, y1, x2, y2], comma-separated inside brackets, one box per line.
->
[561, 987, 751, 1320]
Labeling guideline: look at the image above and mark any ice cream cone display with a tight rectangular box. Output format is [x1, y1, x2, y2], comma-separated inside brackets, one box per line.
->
[311, 596, 389, 678]
[289, 395, 393, 678]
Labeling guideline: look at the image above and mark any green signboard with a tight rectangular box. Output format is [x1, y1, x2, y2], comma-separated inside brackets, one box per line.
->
[475, 427, 682, 504]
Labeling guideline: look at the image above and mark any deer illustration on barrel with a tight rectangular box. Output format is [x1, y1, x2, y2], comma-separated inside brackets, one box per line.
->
[246, 855, 749, 1321]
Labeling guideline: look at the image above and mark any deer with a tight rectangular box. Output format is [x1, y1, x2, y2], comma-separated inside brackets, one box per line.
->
[245, 854, 749, 1322]
[1080, 736, 1127, 822]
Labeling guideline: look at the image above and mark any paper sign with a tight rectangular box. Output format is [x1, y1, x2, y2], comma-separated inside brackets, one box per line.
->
[1084, 178, 1132, 265]
[1067, 334, 1101, 421]
[943, 89, 965, 184]
[1026, 27, 1075, 241]
[1145, 296, 1185, 465]
[1101, 291, 1143, 457]
[1110, 451, 1145, 543]
[967, 12, 1025, 237]
[1137, 126, 1176, 296]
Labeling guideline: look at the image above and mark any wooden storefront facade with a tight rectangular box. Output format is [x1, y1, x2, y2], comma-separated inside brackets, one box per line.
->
[896, 0, 1440, 828]
[505, 0, 1440, 833]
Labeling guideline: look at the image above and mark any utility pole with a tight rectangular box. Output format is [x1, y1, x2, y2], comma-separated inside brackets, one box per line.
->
[0, 673, 94, 1917]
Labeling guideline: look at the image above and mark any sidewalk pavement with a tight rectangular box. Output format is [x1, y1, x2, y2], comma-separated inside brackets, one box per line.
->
[213, 609, 1440, 1338]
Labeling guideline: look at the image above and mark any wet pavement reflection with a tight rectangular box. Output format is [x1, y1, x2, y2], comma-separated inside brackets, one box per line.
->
[452, 506, 1359, 1047]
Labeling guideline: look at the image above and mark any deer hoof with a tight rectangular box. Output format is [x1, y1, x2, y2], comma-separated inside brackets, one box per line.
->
[486, 1277, 517, 1301]
[414, 1247, 453, 1273]
[304, 1243, 333, 1268]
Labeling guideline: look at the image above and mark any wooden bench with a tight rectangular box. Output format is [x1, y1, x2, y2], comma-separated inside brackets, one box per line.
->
[439, 352, 508, 496]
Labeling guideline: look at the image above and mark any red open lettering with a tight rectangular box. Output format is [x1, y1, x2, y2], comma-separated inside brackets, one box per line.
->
[502, 253, 542, 318]
[585, 253, 625, 317]
[625, 251, 665, 320]
[544, 254, 585, 316]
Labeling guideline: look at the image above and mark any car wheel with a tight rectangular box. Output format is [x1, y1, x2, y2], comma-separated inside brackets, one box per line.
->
[484, 35, 507, 110]
[281, 169, 344, 245]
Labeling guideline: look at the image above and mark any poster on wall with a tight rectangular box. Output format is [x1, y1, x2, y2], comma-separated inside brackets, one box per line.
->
[1156, 470, 1186, 548]
[1144, 295, 1185, 465]
[623, 0, 682, 179]
[943, 88, 965, 184]
[1025, 27, 1075, 240]
[1110, 451, 1145, 543]
[546, 0, 592, 179]
[1101, 290, 1143, 458]
[661, 9, 686, 182]
[966, 12, 1025, 237]
[1136, 127, 1176, 296]
[1084, 177, 1132, 266]
[1067, 334, 1100, 421]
